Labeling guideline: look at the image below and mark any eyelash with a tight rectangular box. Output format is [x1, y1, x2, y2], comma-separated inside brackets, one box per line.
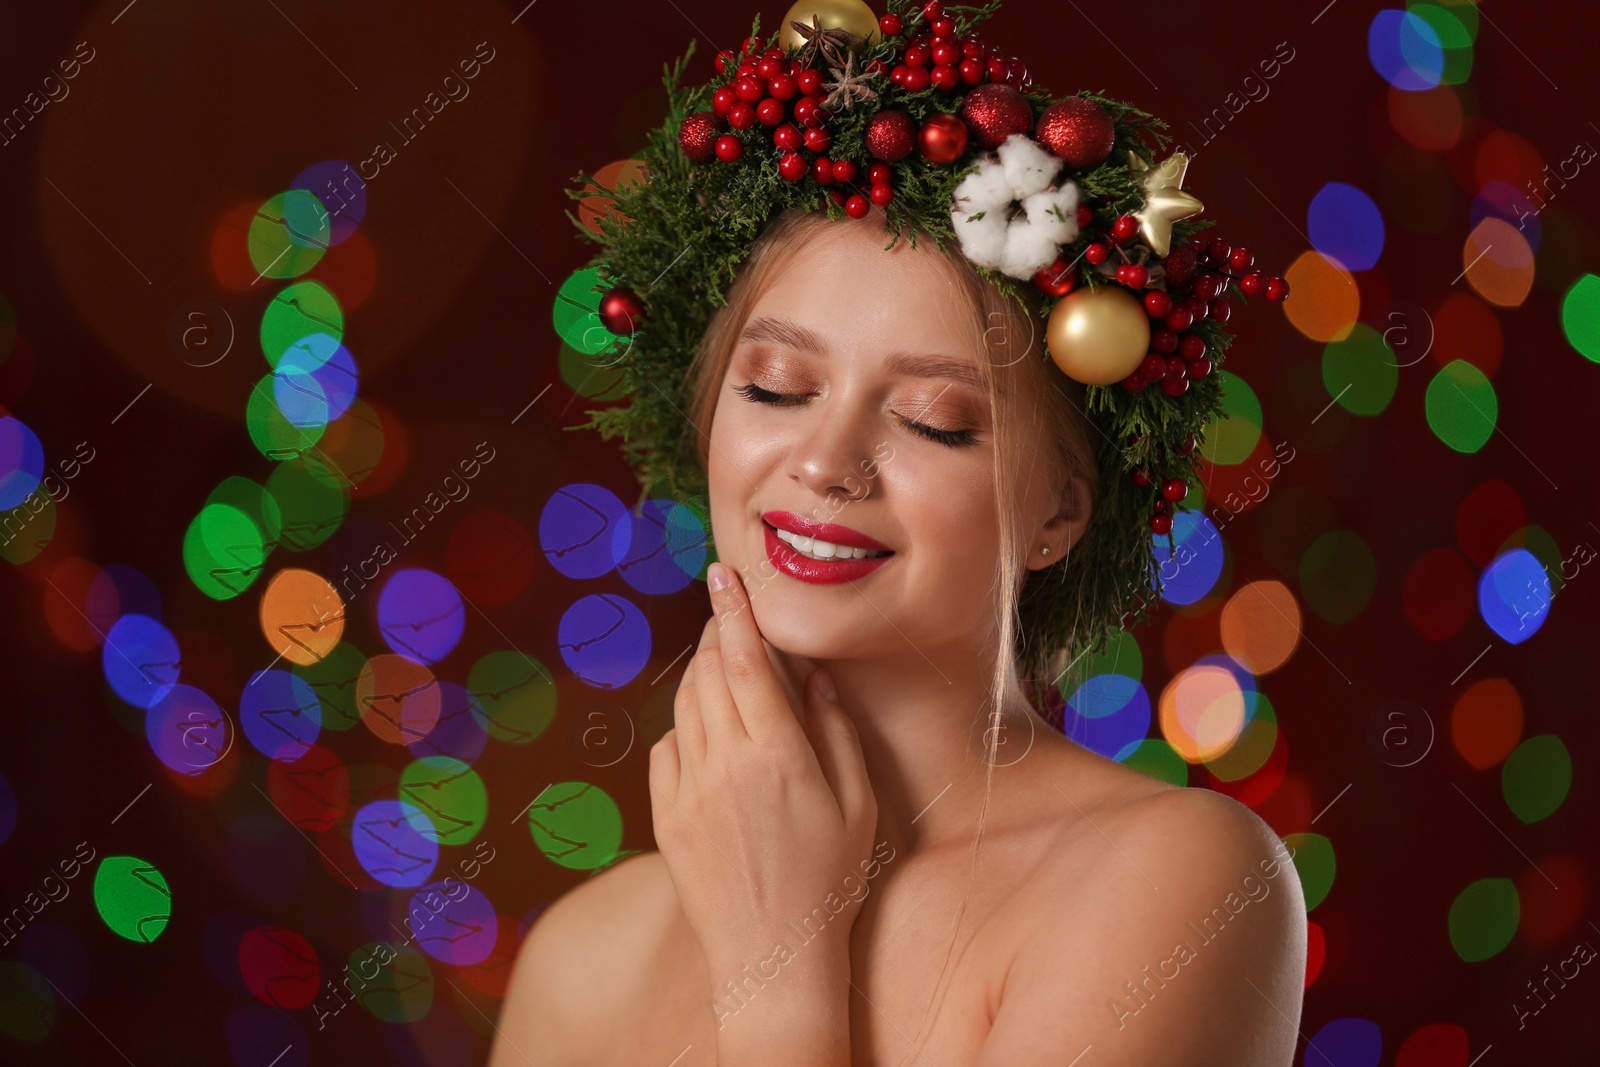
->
[732, 382, 980, 449]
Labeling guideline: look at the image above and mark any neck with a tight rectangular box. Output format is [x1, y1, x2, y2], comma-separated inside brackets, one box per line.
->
[763, 637, 1059, 858]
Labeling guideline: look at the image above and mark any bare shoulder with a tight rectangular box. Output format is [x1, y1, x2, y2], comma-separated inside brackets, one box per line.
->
[978, 761, 1308, 1066]
[1117, 780, 1303, 883]
[491, 850, 680, 1067]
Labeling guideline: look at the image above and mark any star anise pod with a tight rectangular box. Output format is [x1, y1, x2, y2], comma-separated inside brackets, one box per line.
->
[821, 51, 878, 113]
[791, 14, 864, 69]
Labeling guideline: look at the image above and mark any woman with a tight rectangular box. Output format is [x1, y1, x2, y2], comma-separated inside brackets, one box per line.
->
[496, 4, 1304, 1063]
[493, 207, 1306, 1065]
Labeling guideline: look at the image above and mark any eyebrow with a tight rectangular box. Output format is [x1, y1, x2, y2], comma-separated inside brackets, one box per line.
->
[739, 316, 987, 392]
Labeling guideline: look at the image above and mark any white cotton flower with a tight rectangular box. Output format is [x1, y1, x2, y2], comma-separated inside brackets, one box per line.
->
[953, 162, 1013, 213]
[950, 133, 1082, 280]
[997, 133, 1062, 197]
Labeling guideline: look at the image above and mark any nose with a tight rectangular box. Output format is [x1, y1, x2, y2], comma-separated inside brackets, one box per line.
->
[785, 390, 876, 505]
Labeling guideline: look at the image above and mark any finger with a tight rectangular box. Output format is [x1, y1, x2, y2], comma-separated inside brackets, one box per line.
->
[707, 562, 805, 746]
[803, 669, 876, 828]
[648, 728, 683, 846]
[693, 614, 746, 744]
[649, 727, 681, 796]
[690, 616, 747, 750]
[672, 659, 705, 769]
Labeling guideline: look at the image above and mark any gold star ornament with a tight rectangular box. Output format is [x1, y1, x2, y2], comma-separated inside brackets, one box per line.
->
[1127, 150, 1204, 257]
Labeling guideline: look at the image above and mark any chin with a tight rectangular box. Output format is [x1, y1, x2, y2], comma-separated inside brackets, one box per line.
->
[742, 586, 851, 659]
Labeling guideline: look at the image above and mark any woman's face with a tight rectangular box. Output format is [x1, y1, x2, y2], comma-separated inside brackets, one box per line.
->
[706, 218, 1065, 665]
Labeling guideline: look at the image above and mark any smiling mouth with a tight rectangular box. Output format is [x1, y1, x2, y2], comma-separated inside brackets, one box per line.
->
[763, 521, 895, 562]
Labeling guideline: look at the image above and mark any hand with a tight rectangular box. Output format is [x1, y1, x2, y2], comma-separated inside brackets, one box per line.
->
[649, 562, 879, 976]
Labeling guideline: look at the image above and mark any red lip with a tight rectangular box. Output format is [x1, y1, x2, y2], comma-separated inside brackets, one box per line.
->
[763, 523, 895, 585]
[761, 511, 894, 552]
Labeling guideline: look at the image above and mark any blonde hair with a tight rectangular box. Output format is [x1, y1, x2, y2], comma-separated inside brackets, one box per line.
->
[683, 207, 1101, 1050]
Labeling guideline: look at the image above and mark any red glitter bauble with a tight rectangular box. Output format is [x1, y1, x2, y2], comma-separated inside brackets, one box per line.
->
[1163, 240, 1198, 290]
[917, 114, 968, 164]
[866, 110, 916, 162]
[598, 287, 643, 335]
[1034, 98, 1114, 171]
[958, 83, 1031, 150]
[678, 111, 725, 163]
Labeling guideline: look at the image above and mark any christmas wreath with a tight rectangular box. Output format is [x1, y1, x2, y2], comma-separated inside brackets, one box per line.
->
[564, 0, 1289, 674]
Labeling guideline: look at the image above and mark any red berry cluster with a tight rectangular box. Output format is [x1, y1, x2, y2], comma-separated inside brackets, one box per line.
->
[1130, 432, 1198, 535]
[877, 1, 1033, 93]
[703, 38, 894, 219]
[1104, 234, 1290, 399]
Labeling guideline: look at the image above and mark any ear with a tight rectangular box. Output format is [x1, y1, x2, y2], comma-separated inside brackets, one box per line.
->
[1026, 470, 1093, 572]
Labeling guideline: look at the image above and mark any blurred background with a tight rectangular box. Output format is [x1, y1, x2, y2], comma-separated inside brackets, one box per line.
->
[1, 0, 1595, 1063]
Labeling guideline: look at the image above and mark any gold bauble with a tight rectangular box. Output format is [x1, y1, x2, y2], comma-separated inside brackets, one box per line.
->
[1046, 286, 1151, 386]
[779, 0, 879, 53]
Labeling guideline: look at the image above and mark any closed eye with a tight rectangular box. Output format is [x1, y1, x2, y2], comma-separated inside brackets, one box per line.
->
[731, 382, 979, 449]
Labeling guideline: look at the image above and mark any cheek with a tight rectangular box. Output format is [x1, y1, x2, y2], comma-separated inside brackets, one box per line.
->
[881, 451, 999, 550]
[709, 397, 791, 482]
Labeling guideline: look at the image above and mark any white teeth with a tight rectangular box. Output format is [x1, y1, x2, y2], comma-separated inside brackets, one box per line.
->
[774, 526, 889, 562]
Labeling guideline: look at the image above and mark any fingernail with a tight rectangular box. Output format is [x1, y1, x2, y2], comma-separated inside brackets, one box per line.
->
[707, 562, 730, 592]
[814, 669, 837, 703]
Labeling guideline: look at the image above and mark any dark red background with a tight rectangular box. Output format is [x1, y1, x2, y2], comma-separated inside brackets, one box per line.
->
[1, 0, 1594, 1063]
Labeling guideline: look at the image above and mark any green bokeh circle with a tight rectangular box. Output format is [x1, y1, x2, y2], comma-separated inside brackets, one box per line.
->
[528, 781, 624, 870]
[93, 855, 172, 943]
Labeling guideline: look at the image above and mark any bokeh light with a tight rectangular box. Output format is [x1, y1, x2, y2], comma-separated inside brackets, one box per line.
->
[1368, 9, 1443, 90]
[147, 683, 233, 775]
[377, 568, 466, 665]
[1322, 323, 1397, 415]
[240, 669, 323, 762]
[261, 281, 345, 369]
[1562, 273, 1600, 362]
[541, 483, 630, 579]
[0, 415, 44, 510]
[1462, 217, 1534, 308]
[351, 800, 439, 888]
[1448, 877, 1519, 961]
[1199, 371, 1262, 466]
[553, 267, 622, 356]
[1306, 1016, 1381, 1067]
[407, 883, 498, 965]
[557, 594, 651, 689]
[1450, 677, 1522, 769]
[1477, 547, 1550, 643]
[93, 855, 172, 943]
[259, 568, 346, 666]
[1152, 509, 1225, 606]
[1396, 1022, 1468, 1067]
[468, 651, 557, 744]
[1284, 832, 1335, 910]
[1159, 662, 1247, 763]
[1502, 735, 1571, 823]
[238, 925, 322, 1010]
[399, 756, 488, 844]
[248, 191, 330, 280]
[357, 654, 443, 744]
[103, 613, 181, 710]
[1425, 359, 1497, 453]
[528, 782, 624, 870]
[1219, 581, 1301, 674]
[1308, 182, 1384, 272]
[348, 943, 432, 1022]
[292, 160, 367, 246]
[1062, 673, 1150, 761]
[617, 499, 709, 595]
[1282, 250, 1359, 342]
